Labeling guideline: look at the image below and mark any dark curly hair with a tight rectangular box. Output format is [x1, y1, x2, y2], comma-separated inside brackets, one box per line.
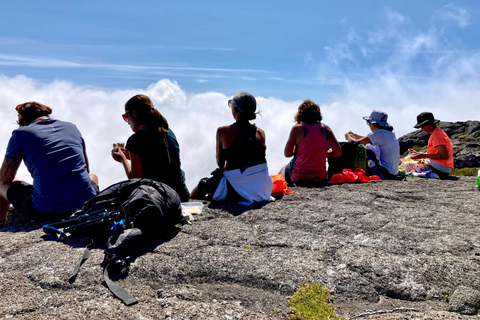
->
[294, 100, 322, 124]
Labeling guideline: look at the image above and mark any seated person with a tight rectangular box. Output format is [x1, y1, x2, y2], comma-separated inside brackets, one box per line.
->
[191, 92, 272, 205]
[408, 112, 453, 176]
[111, 94, 189, 201]
[345, 110, 400, 176]
[0, 102, 99, 224]
[280, 100, 342, 184]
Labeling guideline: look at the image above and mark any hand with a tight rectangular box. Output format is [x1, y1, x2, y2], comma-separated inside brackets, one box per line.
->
[408, 149, 422, 159]
[345, 131, 359, 141]
[410, 153, 426, 160]
[112, 147, 129, 163]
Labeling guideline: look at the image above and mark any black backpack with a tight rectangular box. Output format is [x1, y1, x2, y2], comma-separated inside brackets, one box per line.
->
[328, 142, 366, 179]
[43, 178, 183, 305]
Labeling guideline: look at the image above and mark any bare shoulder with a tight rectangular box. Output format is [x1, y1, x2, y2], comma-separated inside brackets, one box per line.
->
[216, 125, 234, 136]
[291, 123, 303, 131]
[256, 126, 266, 135]
[323, 123, 335, 133]
[255, 126, 266, 146]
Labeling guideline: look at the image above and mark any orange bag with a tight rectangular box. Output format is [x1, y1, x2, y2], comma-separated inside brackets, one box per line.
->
[271, 174, 294, 197]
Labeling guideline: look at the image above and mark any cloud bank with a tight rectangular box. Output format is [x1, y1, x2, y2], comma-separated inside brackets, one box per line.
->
[0, 71, 478, 191]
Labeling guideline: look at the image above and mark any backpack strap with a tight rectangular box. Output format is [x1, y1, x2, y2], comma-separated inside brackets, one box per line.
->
[103, 263, 138, 306]
[68, 239, 94, 284]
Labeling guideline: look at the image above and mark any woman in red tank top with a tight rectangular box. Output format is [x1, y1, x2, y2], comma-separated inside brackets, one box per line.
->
[280, 100, 342, 184]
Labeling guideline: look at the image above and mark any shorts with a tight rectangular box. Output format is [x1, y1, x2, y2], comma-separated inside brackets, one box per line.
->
[427, 159, 453, 175]
[7, 180, 99, 221]
[284, 158, 295, 184]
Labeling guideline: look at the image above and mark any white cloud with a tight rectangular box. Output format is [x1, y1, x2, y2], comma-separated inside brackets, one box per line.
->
[1, 73, 479, 193]
[0, 53, 268, 75]
[435, 3, 471, 28]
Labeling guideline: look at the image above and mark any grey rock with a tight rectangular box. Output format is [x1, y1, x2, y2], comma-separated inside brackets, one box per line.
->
[1, 176, 480, 319]
[448, 286, 480, 315]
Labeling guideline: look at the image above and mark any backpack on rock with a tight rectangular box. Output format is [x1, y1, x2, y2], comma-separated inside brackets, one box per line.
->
[43, 178, 183, 306]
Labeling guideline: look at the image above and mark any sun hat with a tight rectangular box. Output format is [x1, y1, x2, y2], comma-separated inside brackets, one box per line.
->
[413, 112, 440, 129]
[362, 110, 390, 128]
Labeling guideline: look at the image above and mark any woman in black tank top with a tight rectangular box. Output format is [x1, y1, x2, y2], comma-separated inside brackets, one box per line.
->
[191, 92, 268, 200]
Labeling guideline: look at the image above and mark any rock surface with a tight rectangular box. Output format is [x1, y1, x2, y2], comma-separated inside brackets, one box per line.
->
[398, 121, 480, 168]
[448, 286, 480, 315]
[1, 176, 480, 319]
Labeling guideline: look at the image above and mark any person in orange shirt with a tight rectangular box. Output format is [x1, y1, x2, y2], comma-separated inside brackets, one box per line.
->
[409, 112, 454, 176]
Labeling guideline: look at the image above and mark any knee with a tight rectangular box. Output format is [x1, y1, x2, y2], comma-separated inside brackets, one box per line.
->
[89, 174, 99, 185]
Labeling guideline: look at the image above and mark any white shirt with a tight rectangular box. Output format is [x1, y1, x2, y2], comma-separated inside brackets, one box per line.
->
[213, 163, 273, 206]
[367, 129, 400, 174]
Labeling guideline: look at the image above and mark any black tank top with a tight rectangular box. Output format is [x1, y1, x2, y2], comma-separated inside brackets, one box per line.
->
[224, 123, 266, 171]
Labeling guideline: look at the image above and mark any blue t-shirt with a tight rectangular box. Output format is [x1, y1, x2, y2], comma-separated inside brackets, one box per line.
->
[367, 129, 400, 174]
[5, 119, 96, 214]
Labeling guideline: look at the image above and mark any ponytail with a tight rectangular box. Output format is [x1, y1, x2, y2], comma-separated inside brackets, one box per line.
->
[125, 95, 169, 133]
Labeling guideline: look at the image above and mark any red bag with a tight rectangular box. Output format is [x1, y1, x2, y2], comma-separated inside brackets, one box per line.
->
[354, 167, 366, 175]
[330, 173, 348, 184]
[356, 173, 371, 183]
[342, 169, 358, 182]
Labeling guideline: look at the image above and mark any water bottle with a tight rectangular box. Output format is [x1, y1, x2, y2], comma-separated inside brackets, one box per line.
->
[476, 169, 480, 191]
[355, 144, 367, 171]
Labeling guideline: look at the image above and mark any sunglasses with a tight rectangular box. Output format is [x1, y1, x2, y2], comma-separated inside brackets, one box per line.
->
[122, 111, 130, 122]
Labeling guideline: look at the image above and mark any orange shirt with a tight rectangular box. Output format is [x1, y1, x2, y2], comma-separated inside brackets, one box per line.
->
[427, 127, 454, 169]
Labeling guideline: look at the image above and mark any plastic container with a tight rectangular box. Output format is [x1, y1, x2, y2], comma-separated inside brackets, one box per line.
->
[181, 202, 204, 215]
[476, 170, 480, 191]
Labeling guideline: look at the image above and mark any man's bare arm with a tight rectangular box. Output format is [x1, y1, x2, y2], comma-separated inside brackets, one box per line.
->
[0, 158, 21, 184]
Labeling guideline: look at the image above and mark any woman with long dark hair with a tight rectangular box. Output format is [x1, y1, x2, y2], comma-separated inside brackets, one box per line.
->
[112, 94, 189, 201]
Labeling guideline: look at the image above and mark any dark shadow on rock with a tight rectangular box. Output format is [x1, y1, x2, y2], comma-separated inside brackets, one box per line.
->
[289, 181, 330, 189]
[208, 200, 271, 216]
[442, 176, 459, 181]
[1, 208, 62, 233]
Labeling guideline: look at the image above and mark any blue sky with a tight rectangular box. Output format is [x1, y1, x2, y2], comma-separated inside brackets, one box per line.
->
[1, 1, 479, 188]
[1, 1, 478, 101]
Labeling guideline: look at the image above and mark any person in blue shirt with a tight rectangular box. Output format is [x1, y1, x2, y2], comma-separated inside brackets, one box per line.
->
[345, 110, 400, 176]
[111, 94, 190, 201]
[0, 102, 99, 225]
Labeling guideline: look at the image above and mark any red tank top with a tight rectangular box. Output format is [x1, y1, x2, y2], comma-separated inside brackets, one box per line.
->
[291, 122, 329, 182]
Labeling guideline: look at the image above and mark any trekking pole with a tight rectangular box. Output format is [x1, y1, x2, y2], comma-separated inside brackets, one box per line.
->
[43, 225, 67, 241]
[64, 210, 121, 233]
